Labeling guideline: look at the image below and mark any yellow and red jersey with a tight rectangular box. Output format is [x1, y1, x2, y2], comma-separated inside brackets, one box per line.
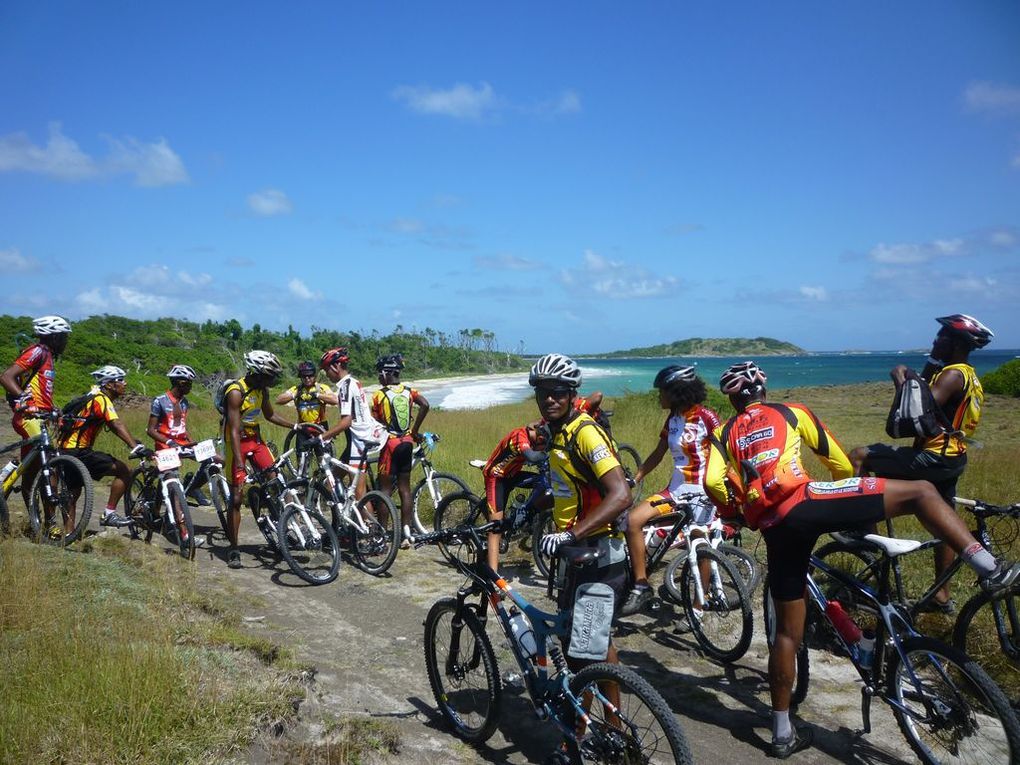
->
[483, 426, 535, 480]
[58, 389, 119, 450]
[704, 401, 853, 530]
[371, 384, 423, 436]
[9, 343, 57, 411]
[922, 363, 983, 458]
[548, 412, 621, 536]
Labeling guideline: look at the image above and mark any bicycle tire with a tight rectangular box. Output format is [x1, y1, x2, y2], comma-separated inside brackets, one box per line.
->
[812, 539, 881, 616]
[719, 542, 762, 595]
[433, 491, 487, 565]
[280, 428, 300, 482]
[125, 466, 148, 513]
[209, 471, 231, 537]
[617, 442, 643, 495]
[423, 596, 502, 744]
[413, 471, 471, 533]
[250, 491, 279, 550]
[164, 481, 196, 560]
[762, 576, 810, 706]
[28, 454, 93, 545]
[678, 546, 752, 663]
[568, 662, 693, 765]
[887, 635, 1020, 765]
[531, 508, 556, 579]
[953, 589, 1020, 666]
[351, 490, 400, 576]
[277, 504, 340, 585]
[0, 488, 8, 535]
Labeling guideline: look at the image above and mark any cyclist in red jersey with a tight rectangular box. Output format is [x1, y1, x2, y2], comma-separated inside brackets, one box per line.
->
[704, 361, 1019, 758]
[1, 315, 72, 504]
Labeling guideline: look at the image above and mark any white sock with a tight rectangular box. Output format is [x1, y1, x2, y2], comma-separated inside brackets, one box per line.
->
[772, 710, 792, 742]
[962, 543, 996, 576]
[104, 505, 116, 515]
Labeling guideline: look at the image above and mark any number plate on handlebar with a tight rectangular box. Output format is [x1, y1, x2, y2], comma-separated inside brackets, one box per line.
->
[155, 449, 182, 472]
[193, 439, 216, 462]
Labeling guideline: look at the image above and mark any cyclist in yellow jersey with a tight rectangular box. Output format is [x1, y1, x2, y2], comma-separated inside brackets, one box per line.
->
[850, 313, 994, 610]
[275, 360, 337, 425]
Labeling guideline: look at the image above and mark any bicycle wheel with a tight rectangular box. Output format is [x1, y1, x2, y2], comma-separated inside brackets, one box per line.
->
[568, 662, 693, 765]
[532, 508, 556, 579]
[887, 635, 1020, 765]
[124, 466, 148, 513]
[813, 539, 880, 616]
[208, 470, 231, 537]
[413, 471, 471, 533]
[762, 577, 810, 706]
[719, 542, 762, 595]
[163, 481, 195, 560]
[678, 546, 752, 663]
[433, 491, 487, 565]
[351, 491, 400, 576]
[617, 443, 643, 494]
[423, 597, 501, 743]
[0, 488, 9, 535]
[278, 504, 340, 584]
[953, 591, 1020, 671]
[28, 455, 93, 545]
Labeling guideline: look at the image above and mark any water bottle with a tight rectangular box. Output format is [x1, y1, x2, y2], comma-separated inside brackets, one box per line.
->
[858, 629, 876, 670]
[825, 600, 862, 645]
[508, 608, 537, 659]
[647, 528, 668, 549]
[0, 460, 17, 483]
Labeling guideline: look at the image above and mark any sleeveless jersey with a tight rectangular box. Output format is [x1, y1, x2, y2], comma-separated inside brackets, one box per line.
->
[59, 389, 119, 450]
[922, 363, 982, 458]
[661, 404, 720, 495]
[223, 378, 265, 437]
[548, 412, 621, 535]
[371, 384, 421, 436]
[9, 343, 56, 410]
[285, 382, 332, 424]
[150, 390, 190, 448]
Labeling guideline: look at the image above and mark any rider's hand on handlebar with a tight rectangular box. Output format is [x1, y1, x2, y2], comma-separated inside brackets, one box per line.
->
[129, 443, 153, 459]
[13, 395, 37, 416]
[539, 529, 576, 557]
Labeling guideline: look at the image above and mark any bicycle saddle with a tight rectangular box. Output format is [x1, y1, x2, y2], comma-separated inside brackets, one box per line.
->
[862, 534, 924, 557]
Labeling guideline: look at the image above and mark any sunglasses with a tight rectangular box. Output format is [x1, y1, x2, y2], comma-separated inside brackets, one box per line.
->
[535, 386, 572, 399]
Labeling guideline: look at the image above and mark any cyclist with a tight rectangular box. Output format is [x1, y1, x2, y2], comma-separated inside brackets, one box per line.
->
[58, 365, 148, 530]
[530, 353, 631, 764]
[704, 360, 1020, 759]
[1, 315, 72, 505]
[371, 354, 429, 547]
[850, 313, 994, 612]
[481, 420, 548, 572]
[222, 350, 308, 570]
[318, 347, 387, 500]
[145, 364, 216, 508]
[619, 365, 720, 616]
[275, 360, 337, 451]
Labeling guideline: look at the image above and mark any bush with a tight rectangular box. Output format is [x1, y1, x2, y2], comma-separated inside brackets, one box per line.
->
[983, 359, 1020, 397]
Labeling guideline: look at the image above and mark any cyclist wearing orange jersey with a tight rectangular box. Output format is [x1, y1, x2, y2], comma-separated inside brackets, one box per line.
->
[59, 365, 148, 530]
[371, 354, 429, 546]
[1, 315, 71, 504]
[704, 361, 1018, 758]
[620, 366, 720, 616]
[850, 313, 994, 610]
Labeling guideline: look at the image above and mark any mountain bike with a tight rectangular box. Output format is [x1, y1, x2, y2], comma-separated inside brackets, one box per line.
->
[125, 445, 202, 560]
[0, 411, 93, 544]
[816, 496, 1020, 674]
[404, 432, 470, 533]
[242, 448, 341, 585]
[762, 533, 1020, 764]
[413, 520, 693, 764]
[302, 437, 400, 576]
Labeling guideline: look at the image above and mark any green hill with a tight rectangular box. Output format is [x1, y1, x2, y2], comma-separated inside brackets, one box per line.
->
[593, 336, 805, 358]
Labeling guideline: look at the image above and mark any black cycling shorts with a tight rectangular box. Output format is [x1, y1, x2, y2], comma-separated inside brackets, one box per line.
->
[764, 490, 886, 602]
[60, 448, 116, 489]
[863, 443, 965, 504]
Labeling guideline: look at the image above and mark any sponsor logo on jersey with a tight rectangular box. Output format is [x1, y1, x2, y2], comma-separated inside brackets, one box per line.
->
[808, 478, 862, 496]
[589, 444, 610, 463]
[737, 427, 774, 450]
[750, 448, 779, 465]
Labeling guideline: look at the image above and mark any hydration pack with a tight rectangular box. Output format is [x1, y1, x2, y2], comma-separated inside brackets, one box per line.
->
[885, 368, 953, 439]
[213, 378, 237, 416]
[382, 386, 413, 434]
[57, 393, 102, 440]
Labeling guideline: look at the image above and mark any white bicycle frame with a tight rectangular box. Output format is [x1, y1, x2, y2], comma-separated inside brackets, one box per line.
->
[312, 445, 373, 536]
[245, 446, 322, 546]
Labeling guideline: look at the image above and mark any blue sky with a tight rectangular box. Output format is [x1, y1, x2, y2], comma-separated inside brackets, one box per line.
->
[1, 2, 1018, 354]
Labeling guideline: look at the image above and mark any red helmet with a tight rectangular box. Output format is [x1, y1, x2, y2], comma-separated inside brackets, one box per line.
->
[319, 347, 350, 369]
[936, 314, 993, 349]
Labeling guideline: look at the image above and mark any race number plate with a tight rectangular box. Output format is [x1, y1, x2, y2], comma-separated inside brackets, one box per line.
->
[155, 448, 182, 472]
[193, 439, 216, 462]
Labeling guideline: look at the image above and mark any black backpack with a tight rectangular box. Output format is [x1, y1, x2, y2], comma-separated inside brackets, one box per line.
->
[885, 368, 954, 439]
[57, 392, 103, 440]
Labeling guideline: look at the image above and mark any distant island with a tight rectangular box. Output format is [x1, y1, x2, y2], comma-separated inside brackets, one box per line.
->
[587, 336, 806, 358]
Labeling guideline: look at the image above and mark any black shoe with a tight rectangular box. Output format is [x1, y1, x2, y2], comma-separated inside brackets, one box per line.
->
[100, 511, 132, 528]
[619, 585, 653, 617]
[980, 560, 1020, 596]
[187, 488, 211, 506]
[227, 549, 242, 569]
[770, 726, 813, 759]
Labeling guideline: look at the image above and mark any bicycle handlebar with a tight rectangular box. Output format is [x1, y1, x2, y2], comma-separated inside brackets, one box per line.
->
[954, 496, 1020, 518]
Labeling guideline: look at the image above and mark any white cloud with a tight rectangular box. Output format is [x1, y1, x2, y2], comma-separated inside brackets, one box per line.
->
[560, 250, 678, 299]
[288, 278, 321, 301]
[247, 189, 293, 217]
[799, 285, 828, 301]
[392, 82, 498, 120]
[473, 254, 541, 271]
[0, 247, 42, 273]
[867, 229, 1016, 265]
[72, 264, 231, 321]
[0, 122, 187, 185]
[964, 81, 1020, 114]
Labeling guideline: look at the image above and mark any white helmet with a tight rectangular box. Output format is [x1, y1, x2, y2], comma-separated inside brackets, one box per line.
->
[167, 364, 196, 380]
[719, 361, 767, 396]
[91, 365, 127, 384]
[33, 315, 72, 336]
[243, 350, 283, 376]
[529, 353, 582, 389]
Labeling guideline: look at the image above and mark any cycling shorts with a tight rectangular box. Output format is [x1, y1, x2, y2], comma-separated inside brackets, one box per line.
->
[340, 432, 378, 470]
[863, 443, 965, 505]
[485, 473, 510, 516]
[12, 413, 43, 459]
[643, 489, 715, 526]
[764, 477, 887, 601]
[378, 434, 414, 476]
[555, 535, 628, 662]
[60, 448, 116, 490]
[227, 435, 275, 486]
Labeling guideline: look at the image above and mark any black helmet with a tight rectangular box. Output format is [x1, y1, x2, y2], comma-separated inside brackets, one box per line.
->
[376, 354, 404, 372]
[653, 365, 696, 391]
[297, 361, 316, 376]
[935, 314, 994, 349]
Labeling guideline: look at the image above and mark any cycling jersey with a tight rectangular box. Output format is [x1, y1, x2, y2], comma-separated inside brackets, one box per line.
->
[922, 363, 982, 458]
[335, 374, 386, 444]
[705, 401, 853, 530]
[221, 377, 272, 485]
[548, 411, 621, 536]
[660, 404, 720, 496]
[222, 378, 265, 438]
[150, 390, 191, 449]
[7, 343, 56, 410]
[284, 382, 332, 424]
[58, 389, 118, 450]
[483, 426, 538, 514]
[371, 384, 423, 436]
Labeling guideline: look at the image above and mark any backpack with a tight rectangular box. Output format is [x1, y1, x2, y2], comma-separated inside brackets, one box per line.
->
[382, 386, 413, 434]
[57, 393, 102, 440]
[562, 416, 620, 500]
[885, 368, 953, 439]
[213, 378, 237, 415]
